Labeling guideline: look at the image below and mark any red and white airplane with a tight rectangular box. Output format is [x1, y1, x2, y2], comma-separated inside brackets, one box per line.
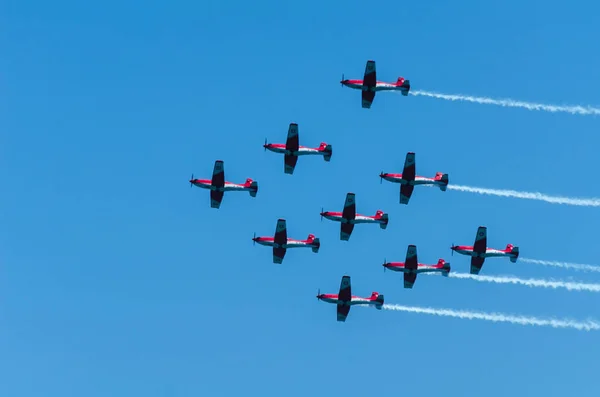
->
[316, 275, 384, 322]
[341, 60, 411, 108]
[451, 226, 520, 275]
[189, 160, 258, 209]
[380, 152, 448, 204]
[264, 123, 333, 174]
[383, 244, 451, 289]
[252, 218, 320, 264]
[320, 192, 389, 241]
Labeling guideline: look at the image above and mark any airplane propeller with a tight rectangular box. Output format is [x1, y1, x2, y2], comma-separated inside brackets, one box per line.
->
[253, 232, 256, 246]
[450, 243, 455, 256]
[320, 207, 324, 221]
[264, 137, 267, 151]
[380, 171, 383, 184]
[316, 288, 321, 300]
[383, 257, 387, 272]
[341, 73, 345, 86]
[190, 174, 194, 188]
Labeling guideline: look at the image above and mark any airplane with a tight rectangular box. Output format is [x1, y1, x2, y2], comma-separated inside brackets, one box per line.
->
[316, 275, 384, 322]
[264, 122, 333, 174]
[252, 218, 320, 264]
[189, 160, 258, 209]
[340, 60, 411, 108]
[320, 192, 389, 241]
[380, 152, 448, 204]
[451, 226, 520, 275]
[383, 244, 451, 288]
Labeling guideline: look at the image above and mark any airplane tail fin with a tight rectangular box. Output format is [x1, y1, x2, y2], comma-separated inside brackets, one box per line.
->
[399, 78, 410, 96]
[508, 245, 519, 263]
[376, 210, 389, 229]
[372, 292, 384, 309]
[438, 259, 451, 276]
[245, 178, 258, 197]
[434, 172, 449, 191]
[307, 234, 320, 253]
[319, 142, 333, 162]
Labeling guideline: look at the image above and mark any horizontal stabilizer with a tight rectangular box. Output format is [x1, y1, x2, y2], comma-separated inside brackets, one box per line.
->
[378, 212, 389, 229]
[400, 79, 411, 96]
[510, 246, 519, 263]
[246, 179, 258, 197]
[322, 144, 333, 162]
[311, 237, 321, 253]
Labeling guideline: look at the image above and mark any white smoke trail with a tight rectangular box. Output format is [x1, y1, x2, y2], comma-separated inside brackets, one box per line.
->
[410, 90, 600, 116]
[446, 184, 600, 207]
[382, 304, 600, 331]
[520, 258, 600, 273]
[447, 272, 600, 292]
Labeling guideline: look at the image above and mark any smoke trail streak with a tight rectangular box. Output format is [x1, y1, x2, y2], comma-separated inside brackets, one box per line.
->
[446, 272, 600, 292]
[410, 90, 600, 116]
[382, 304, 600, 331]
[521, 258, 600, 273]
[446, 184, 600, 207]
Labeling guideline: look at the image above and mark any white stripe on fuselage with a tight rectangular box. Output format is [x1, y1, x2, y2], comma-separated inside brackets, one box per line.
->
[266, 147, 323, 155]
[387, 266, 444, 274]
[323, 214, 381, 224]
[345, 82, 405, 92]
[454, 248, 510, 258]
[193, 182, 249, 191]
[255, 240, 313, 249]
[383, 176, 441, 186]
[320, 297, 375, 305]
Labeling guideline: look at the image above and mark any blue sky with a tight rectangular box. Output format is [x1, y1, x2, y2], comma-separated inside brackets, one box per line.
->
[3, 0, 600, 395]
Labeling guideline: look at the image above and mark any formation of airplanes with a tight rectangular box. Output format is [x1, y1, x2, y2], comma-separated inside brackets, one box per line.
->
[190, 59, 521, 322]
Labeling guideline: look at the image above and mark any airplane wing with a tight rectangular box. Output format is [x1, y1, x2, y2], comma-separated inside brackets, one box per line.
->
[399, 152, 416, 204]
[273, 219, 288, 264]
[340, 223, 355, 241]
[284, 154, 298, 175]
[285, 123, 299, 152]
[338, 275, 351, 301]
[404, 244, 418, 288]
[362, 91, 375, 109]
[340, 193, 356, 240]
[473, 226, 487, 253]
[361, 60, 376, 108]
[470, 226, 487, 274]
[210, 190, 224, 209]
[337, 303, 350, 322]
[211, 160, 225, 188]
[336, 275, 351, 321]
[404, 272, 417, 289]
[400, 185, 414, 205]
[402, 152, 416, 181]
[363, 60, 376, 86]
[341, 193, 356, 220]
[470, 257, 484, 275]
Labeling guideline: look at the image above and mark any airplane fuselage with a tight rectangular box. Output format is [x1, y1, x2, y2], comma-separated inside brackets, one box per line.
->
[384, 264, 446, 274]
[381, 174, 444, 187]
[452, 246, 511, 258]
[264, 144, 324, 156]
[191, 179, 250, 192]
[321, 212, 383, 224]
[317, 294, 378, 306]
[342, 79, 404, 92]
[253, 237, 315, 249]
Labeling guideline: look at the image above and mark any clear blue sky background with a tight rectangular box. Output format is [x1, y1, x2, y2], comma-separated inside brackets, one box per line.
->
[3, 0, 600, 396]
